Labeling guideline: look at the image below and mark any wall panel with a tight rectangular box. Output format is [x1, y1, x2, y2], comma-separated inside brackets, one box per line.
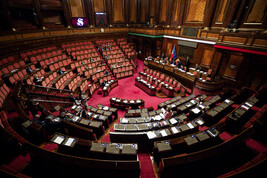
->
[129, 0, 137, 23]
[224, 54, 243, 79]
[112, 0, 125, 23]
[159, 0, 168, 23]
[69, 0, 84, 17]
[94, 0, 105, 12]
[140, 0, 146, 23]
[186, 0, 208, 23]
[200, 47, 214, 67]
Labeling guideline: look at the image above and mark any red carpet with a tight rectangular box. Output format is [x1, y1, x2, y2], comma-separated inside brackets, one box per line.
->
[138, 153, 156, 178]
[87, 60, 171, 109]
[7, 154, 31, 172]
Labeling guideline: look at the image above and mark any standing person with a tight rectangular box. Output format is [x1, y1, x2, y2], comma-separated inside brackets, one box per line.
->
[185, 57, 190, 72]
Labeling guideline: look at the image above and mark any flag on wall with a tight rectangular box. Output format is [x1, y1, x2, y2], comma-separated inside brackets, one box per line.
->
[171, 46, 177, 60]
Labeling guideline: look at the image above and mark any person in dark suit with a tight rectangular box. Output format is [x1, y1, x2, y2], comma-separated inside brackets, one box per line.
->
[176, 59, 183, 69]
[185, 57, 190, 72]
[26, 67, 33, 74]
[33, 74, 42, 85]
[69, 93, 76, 103]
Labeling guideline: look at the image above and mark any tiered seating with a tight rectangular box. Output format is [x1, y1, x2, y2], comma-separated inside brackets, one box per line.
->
[97, 39, 134, 79]
[117, 38, 136, 58]
[0, 82, 10, 109]
[62, 41, 97, 60]
[139, 68, 190, 96]
[21, 46, 57, 62]
[52, 71, 74, 90]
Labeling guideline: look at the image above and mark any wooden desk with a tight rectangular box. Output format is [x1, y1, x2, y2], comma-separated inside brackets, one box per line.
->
[110, 97, 145, 109]
[135, 77, 156, 96]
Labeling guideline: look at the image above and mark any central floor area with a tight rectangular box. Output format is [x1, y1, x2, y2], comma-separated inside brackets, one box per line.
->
[87, 59, 171, 110]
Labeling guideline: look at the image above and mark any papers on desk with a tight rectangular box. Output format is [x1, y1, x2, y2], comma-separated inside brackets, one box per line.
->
[130, 100, 135, 103]
[190, 100, 196, 104]
[103, 106, 109, 111]
[160, 113, 165, 119]
[187, 123, 194, 129]
[154, 115, 162, 121]
[54, 136, 64, 144]
[103, 87, 107, 90]
[147, 131, 157, 139]
[123, 100, 128, 103]
[199, 105, 205, 109]
[72, 116, 80, 122]
[64, 138, 75, 146]
[112, 97, 116, 100]
[169, 87, 173, 89]
[245, 102, 253, 108]
[196, 119, 204, 125]
[225, 99, 230, 103]
[160, 130, 167, 137]
[116, 99, 121, 102]
[171, 104, 176, 108]
[171, 127, 179, 134]
[169, 118, 178, 125]
[71, 105, 77, 109]
[136, 100, 141, 103]
[192, 108, 201, 114]
[121, 118, 128, 123]
[186, 103, 192, 107]
[241, 105, 249, 110]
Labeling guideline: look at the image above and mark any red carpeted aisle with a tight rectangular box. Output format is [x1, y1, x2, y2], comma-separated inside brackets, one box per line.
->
[138, 153, 156, 178]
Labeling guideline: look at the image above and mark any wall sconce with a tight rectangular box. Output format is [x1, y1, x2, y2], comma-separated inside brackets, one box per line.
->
[67, 25, 71, 28]
[177, 26, 181, 29]
[42, 26, 46, 30]
[12, 28, 16, 32]
[109, 25, 113, 27]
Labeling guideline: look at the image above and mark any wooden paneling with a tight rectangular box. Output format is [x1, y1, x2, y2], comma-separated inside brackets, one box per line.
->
[186, 0, 208, 23]
[129, 0, 137, 23]
[223, 36, 246, 44]
[171, 0, 181, 25]
[160, 0, 168, 23]
[166, 42, 173, 56]
[253, 39, 267, 47]
[150, 0, 155, 17]
[140, 0, 146, 23]
[245, 0, 267, 24]
[224, 54, 243, 79]
[69, 0, 84, 17]
[200, 47, 214, 67]
[112, 0, 125, 23]
[215, 0, 229, 24]
[207, 33, 219, 39]
[94, 0, 105, 12]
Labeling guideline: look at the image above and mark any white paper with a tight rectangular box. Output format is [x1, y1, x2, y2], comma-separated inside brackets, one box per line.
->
[169, 118, 178, 125]
[147, 131, 157, 139]
[64, 138, 75, 146]
[225, 99, 230, 103]
[121, 118, 128, 123]
[54, 136, 64, 144]
[241, 105, 249, 110]
[187, 123, 194, 129]
[196, 119, 204, 125]
[245, 102, 253, 107]
[192, 108, 201, 114]
[103, 106, 109, 110]
[155, 115, 162, 121]
[130, 100, 134, 103]
[171, 127, 179, 134]
[160, 130, 167, 137]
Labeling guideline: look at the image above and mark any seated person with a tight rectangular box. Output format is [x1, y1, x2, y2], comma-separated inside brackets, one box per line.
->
[26, 67, 33, 74]
[90, 58, 94, 62]
[176, 59, 183, 69]
[101, 80, 107, 89]
[33, 74, 42, 85]
[104, 70, 109, 75]
[69, 93, 76, 103]
[57, 68, 65, 75]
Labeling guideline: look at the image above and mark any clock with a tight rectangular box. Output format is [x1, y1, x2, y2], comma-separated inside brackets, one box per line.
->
[100, 28, 104, 32]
